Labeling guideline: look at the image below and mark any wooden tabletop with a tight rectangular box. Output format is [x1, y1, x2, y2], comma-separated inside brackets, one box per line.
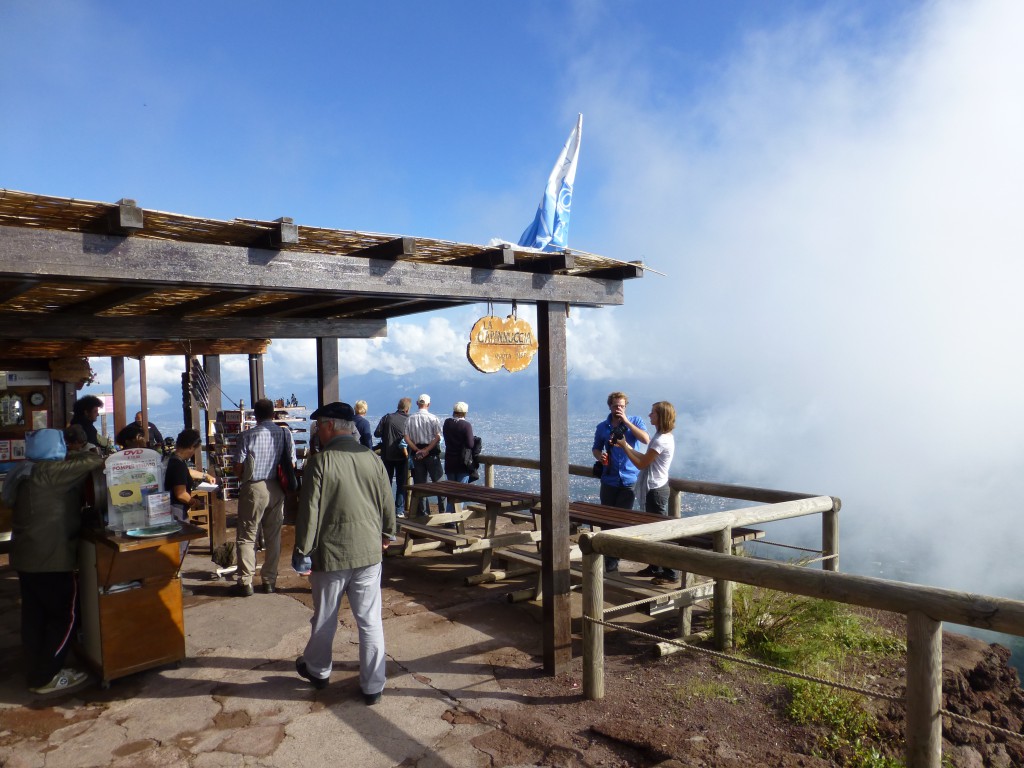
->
[407, 481, 540, 509]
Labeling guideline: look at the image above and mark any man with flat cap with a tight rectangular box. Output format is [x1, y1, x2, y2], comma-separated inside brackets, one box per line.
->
[293, 402, 396, 705]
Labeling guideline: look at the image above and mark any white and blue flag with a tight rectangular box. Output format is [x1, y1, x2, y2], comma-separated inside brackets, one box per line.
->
[518, 113, 582, 251]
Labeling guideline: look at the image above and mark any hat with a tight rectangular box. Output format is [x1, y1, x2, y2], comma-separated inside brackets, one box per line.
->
[417, 393, 431, 405]
[26, 428, 66, 461]
[310, 401, 355, 421]
[453, 401, 469, 415]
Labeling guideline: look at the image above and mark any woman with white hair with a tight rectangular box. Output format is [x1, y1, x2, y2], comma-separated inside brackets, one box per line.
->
[442, 402, 475, 511]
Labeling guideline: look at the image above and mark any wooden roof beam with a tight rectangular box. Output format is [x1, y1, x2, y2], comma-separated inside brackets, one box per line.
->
[0, 225, 625, 307]
[0, 312, 387, 340]
[351, 236, 416, 260]
[228, 294, 353, 318]
[581, 261, 645, 280]
[0, 279, 39, 303]
[150, 289, 261, 317]
[250, 217, 299, 249]
[106, 198, 144, 236]
[305, 296, 413, 318]
[449, 245, 515, 269]
[515, 252, 575, 274]
[357, 299, 456, 319]
[57, 285, 161, 315]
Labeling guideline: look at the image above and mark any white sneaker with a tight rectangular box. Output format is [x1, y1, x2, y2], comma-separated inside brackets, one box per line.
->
[30, 667, 89, 695]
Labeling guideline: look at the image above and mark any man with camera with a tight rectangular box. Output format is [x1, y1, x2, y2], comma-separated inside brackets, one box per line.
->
[592, 391, 650, 571]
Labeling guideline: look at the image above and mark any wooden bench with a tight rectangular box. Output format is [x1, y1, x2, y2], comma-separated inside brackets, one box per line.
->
[398, 519, 476, 555]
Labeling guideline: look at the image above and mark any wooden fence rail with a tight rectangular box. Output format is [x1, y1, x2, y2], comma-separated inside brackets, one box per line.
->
[579, 531, 1024, 768]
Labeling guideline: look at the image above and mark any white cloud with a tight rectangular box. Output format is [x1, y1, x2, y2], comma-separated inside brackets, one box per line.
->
[566, 0, 1024, 594]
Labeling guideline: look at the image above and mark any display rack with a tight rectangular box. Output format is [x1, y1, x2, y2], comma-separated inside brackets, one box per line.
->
[211, 403, 307, 500]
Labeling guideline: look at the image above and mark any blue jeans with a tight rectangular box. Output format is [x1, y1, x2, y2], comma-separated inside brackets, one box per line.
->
[382, 459, 408, 516]
[445, 471, 470, 512]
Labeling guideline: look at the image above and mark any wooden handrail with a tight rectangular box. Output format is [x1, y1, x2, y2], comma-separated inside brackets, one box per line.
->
[579, 533, 1024, 768]
[478, 453, 833, 506]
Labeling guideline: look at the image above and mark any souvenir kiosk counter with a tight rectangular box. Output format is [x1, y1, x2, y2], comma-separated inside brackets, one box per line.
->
[79, 523, 205, 686]
[78, 447, 205, 686]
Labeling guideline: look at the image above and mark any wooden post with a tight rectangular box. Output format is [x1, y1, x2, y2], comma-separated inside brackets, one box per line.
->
[484, 462, 495, 488]
[316, 338, 339, 408]
[582, 543, 605, 700]
[713, 526, 733, 650]
[538, 301, 572, 675]
[138, 356, 149, 445]
[906, 611, 942, 768]
[247, 354, 265, 404]
[184, 355, 201, 432]
[669, 488, 682, 518]
[111, 356, 127, 435]
[678, 571, 695, 638]
[200, 355, 222, 474]
[822, 500, 840, 572]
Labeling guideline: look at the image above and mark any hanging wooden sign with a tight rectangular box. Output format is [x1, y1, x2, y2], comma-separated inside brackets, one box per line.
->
[467, 314, 539, 373]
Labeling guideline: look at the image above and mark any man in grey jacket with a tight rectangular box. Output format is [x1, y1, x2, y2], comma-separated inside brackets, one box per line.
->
[293, 402, 396, 704]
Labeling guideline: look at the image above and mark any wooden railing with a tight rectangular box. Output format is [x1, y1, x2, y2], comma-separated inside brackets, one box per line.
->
[477, 453, 840, 571]
[579, 520, 1024, 768]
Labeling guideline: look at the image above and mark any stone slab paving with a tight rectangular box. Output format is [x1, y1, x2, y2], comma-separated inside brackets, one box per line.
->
[0, 547, 551, 767]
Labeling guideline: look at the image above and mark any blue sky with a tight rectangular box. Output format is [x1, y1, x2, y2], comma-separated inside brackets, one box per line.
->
[4, 0, 1024, 597]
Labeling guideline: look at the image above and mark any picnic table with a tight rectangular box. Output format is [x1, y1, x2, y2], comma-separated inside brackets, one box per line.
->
[497, 501, 765, 615]
[400, 481, 541, 573]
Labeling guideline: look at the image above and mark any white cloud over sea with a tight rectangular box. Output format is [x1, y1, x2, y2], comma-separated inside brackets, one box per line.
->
[567, 0, 1024, 595]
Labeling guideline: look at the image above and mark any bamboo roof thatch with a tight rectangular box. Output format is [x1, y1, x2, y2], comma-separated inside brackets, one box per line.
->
[0, 189, 641, 359]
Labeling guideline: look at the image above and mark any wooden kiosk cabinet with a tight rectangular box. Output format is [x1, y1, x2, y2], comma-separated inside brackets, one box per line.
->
[78, 524, 205, 685]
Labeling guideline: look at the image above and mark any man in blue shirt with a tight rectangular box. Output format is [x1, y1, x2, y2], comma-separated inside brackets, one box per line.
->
[592, 391, 650, 571]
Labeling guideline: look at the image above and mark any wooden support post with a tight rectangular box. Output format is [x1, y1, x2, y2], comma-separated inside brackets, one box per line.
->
[582, 544, 605, 700]
[713, 526, 733, 650]
[316, 337, 339, 408]
[538, 300, 571, 675]
[669, 489, 682, 518]
[248, 353, 265, 403]
[678, 571, 695, 638]
[822, 501, 840, 572]
[200, 355, 222, 474]
[204, 355, 223, 415]
[484, 462, 495, 488]
[906, 611, 942, 768]
[110, 356, 127, 436]
[184, 355, 200, 432]
[138, 356, 149, 445]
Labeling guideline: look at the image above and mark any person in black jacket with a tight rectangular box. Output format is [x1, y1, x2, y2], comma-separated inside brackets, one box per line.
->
[442, 402, 474, 512]
[69, 395, 104, 450]
[374, 398, 410, 518]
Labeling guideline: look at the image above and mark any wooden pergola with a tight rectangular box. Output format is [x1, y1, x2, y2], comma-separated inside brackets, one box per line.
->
[0, 188, 643, 674]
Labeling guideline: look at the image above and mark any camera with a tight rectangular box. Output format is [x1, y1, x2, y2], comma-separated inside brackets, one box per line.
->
[610, 423, 628, 442]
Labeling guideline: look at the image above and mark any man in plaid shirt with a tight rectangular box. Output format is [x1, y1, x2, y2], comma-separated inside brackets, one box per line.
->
[232, 398, 294, 596]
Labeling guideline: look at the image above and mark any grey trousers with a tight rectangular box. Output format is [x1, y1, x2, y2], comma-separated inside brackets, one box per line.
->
[235, 479, 284, 586]
[303, 564, 386, 695]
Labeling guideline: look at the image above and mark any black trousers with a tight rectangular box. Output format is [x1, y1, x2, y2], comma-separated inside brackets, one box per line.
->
[599, 483, 635, 571]
[18, 570, 79, 688]
[411, 454, 444, 515]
